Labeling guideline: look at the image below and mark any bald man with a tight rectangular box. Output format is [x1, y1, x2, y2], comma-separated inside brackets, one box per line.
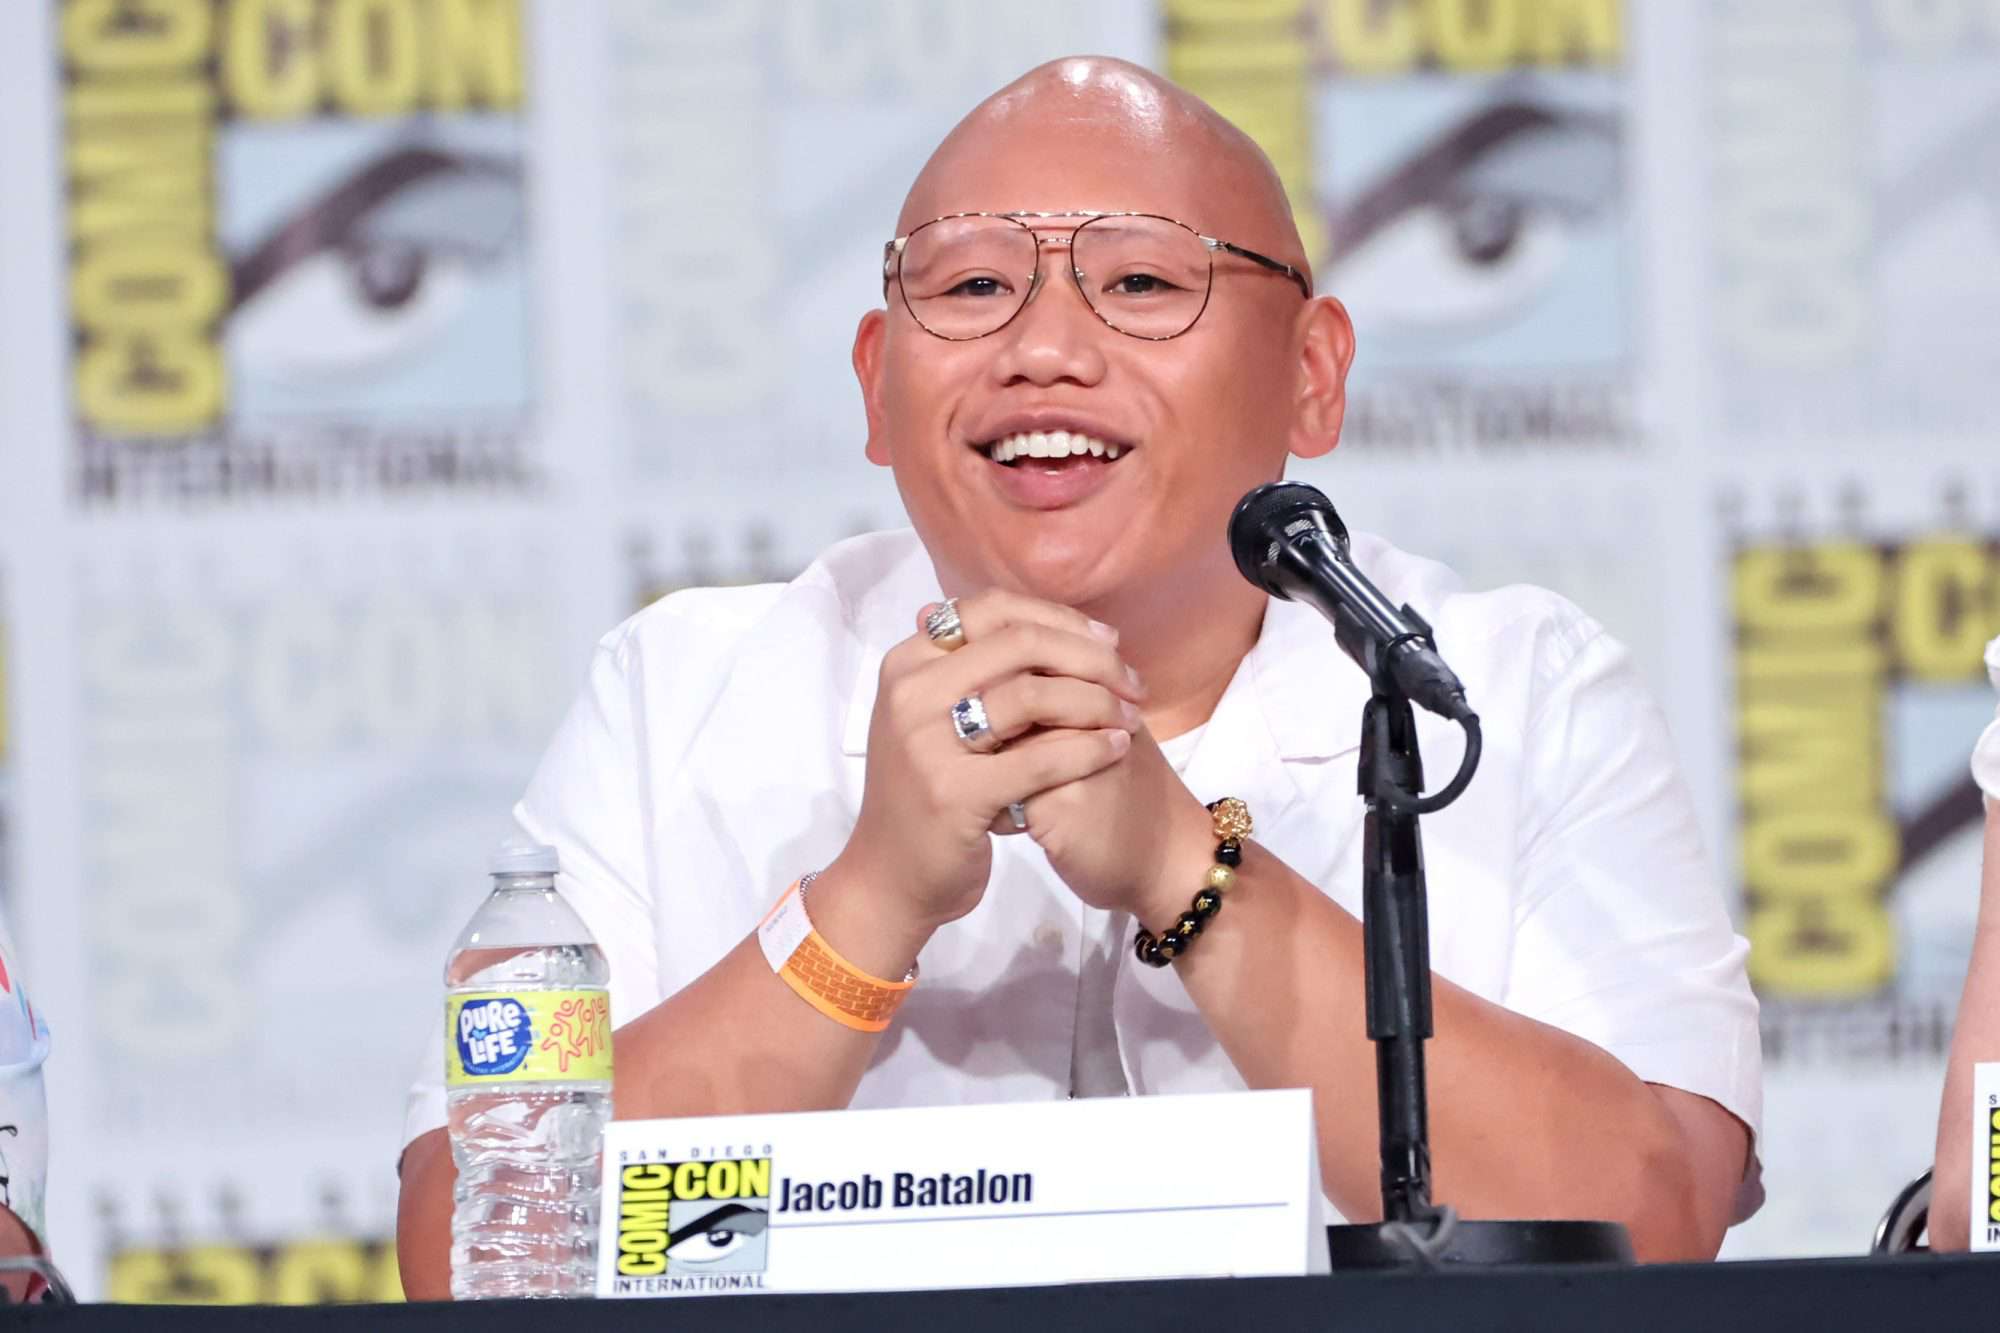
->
[396, 58, 1760, 1293]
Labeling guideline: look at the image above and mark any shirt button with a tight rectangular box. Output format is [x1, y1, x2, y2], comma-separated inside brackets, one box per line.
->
[1032, 924, 1064, 952]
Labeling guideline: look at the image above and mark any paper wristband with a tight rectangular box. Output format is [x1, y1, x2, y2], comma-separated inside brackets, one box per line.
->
[757, 880, 914, 1033]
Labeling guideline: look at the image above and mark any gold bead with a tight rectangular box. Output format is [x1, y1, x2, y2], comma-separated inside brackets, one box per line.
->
[1205, 863, 1237, 895]
[1209, 797, 1253, 843]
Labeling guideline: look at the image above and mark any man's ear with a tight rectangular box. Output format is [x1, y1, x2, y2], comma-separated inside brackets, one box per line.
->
[853, 309, 891, 467]
[1288, 295, 1356, 462]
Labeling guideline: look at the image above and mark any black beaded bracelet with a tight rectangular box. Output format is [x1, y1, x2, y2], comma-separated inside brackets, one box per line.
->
[1135, 798, 1253, 967]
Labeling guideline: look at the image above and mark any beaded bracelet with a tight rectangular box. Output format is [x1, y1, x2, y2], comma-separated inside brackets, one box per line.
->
[1134, 797, 1253, 967]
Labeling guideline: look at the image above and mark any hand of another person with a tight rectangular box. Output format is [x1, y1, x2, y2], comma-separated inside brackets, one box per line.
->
[1976, 634, 2000, 803]
[0, 1207, 44, 1305]
[1017, 720, 1217, 927]
[820, 591, 1146, 935]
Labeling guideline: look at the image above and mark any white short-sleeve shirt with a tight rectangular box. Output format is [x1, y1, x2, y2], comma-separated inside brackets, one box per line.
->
[1974, 636, 2000, 801]
[403, 529, 1762, 1220]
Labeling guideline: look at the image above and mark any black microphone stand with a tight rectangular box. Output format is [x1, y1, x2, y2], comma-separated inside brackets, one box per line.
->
[1323, 663, 1635, 1269]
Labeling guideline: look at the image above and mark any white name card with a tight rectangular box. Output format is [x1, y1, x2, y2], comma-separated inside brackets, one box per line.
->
[1973, 1062, 2000, 1250]
[596, 1088, 1327, 1298]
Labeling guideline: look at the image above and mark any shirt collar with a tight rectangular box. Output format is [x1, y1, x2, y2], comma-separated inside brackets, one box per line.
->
[840, 537, 943, 757]
[1242, 594, 1369, 763]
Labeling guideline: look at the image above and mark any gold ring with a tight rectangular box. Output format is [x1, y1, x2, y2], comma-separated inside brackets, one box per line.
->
[925, 598, 967, 652]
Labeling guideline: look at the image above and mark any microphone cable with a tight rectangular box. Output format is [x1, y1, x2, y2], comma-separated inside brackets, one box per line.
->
[1373, 711, 1482, 817]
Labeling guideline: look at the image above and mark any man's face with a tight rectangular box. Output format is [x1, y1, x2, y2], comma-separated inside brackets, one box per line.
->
[856, 111, 1330, 610]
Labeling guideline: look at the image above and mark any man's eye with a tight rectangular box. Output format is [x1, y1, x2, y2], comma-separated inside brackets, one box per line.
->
[946, 276, 1010, 298]
[1107, 272, 1175, 296]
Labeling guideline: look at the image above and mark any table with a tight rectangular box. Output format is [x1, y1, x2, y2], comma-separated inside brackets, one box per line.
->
[3, 1254, 1991, 1331]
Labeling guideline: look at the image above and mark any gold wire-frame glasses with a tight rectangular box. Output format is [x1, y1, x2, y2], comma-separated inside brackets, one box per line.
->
[882, 210, 1312, 342]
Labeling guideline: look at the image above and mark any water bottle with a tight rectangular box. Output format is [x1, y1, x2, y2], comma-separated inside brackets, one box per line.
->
[446, 840, 612, 1299]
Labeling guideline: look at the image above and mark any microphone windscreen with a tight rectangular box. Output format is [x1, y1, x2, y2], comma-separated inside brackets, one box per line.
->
[1227, 481, 1348, 594]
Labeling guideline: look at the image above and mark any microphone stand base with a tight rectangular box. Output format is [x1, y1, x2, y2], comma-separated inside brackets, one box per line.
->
[1326, 1219, 1635, 1269]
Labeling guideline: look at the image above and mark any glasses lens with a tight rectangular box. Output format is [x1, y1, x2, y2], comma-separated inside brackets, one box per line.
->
[1071, 216, 1212, 338]
[897, 217, 1037, 339]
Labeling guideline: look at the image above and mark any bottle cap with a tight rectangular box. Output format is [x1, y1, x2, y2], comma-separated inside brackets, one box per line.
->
[489, 838, 559, 877]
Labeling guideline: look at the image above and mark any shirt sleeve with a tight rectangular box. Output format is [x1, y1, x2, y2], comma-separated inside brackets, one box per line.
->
[1500, 619, 1764, 1217]
[400, 628, 661, 1155]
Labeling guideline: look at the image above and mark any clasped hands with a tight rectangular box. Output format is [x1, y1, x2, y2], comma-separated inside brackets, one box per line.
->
[821, 590, 1218, 942]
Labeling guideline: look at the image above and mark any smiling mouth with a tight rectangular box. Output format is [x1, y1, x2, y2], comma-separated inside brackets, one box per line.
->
[976, 430, 1130, 467]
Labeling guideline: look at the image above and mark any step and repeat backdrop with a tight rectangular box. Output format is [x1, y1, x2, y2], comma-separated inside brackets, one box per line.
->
[0, 0, 1995, 1301]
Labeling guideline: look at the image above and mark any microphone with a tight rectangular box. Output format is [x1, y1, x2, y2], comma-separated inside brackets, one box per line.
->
[1229, 481, 1473, 723]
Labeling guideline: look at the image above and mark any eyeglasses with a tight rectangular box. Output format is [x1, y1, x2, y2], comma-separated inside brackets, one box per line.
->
[882, 211, 1312, 342]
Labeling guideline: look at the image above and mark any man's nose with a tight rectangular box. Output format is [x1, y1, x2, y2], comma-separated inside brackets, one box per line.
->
[988, 250, 1109, 388]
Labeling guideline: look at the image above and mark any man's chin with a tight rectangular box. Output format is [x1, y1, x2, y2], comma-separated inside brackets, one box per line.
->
[917, 503, 1141, 608]
[988, 544, 1133, 610]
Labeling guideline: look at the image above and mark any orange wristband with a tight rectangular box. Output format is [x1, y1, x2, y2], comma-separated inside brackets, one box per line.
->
[756, 876, 916, 1033]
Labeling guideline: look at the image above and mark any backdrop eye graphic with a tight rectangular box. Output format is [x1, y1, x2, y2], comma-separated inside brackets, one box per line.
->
[227, 146, 524, 388]
[1326, 97, 1619, 335]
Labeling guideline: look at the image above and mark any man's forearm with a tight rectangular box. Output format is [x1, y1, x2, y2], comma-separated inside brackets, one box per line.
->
[1162, 834, 1725, 1260]
[605, 853, 940, 1118]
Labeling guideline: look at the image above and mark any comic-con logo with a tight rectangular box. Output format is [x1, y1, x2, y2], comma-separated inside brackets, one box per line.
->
[1986, 1104, 2000, 1241]
[615, 1158, 772, 1283]
[1161, 0, 1631, 450]
[1733, 527, 1998, 1060]
[58, 0, 533, 501]
[108, 1235, 403, 1305]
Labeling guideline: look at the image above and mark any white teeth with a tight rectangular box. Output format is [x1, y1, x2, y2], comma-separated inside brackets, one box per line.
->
[983, 430, 1128, 462]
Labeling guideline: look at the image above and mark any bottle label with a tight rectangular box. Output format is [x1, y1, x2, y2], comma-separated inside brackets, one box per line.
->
[446, 990, 613, 1087]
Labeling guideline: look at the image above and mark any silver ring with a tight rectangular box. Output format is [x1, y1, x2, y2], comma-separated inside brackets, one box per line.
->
[1007, 801, 1028, 831]
[950, 693, 999, 753]
[926, 598, 966, 651]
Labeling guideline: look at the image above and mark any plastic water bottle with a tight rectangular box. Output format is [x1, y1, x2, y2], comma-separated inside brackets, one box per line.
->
[446, 840, 612, 1299]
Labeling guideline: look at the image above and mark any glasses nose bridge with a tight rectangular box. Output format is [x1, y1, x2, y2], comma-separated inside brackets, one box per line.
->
[1020, 230, 1090, 316]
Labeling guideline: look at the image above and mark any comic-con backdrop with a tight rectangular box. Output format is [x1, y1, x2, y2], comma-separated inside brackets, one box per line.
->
[0, 0, 1994, 1301]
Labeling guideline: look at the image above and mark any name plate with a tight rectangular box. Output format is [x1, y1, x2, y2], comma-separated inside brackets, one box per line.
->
[596, 1088, 1327, 1297]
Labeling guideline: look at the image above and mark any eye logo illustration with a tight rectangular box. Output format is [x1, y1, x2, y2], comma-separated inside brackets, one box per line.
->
[228, 144, 525, 389]
[668, 1200, 768, 1264]
[1326, 90, 1621, 343]
[664, 1201, 769, 1273]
